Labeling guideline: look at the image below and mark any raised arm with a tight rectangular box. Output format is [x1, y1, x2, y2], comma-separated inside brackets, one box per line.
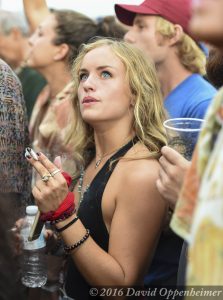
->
[23, 0, 50, 32]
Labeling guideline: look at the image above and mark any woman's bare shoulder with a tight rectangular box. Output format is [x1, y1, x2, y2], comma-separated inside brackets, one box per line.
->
[114, 143, 166, 218]
[119, 142, 160, 180]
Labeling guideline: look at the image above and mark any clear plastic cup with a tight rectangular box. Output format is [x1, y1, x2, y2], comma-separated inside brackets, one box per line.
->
[163, 118, 204, 160]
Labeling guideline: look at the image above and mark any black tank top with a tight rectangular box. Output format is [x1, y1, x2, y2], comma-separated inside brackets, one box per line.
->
[65, 137, 183, 299]
[65, 138, 138, 300]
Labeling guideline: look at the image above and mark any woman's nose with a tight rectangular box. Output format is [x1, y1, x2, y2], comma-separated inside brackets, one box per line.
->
[82, 75, 96, 91]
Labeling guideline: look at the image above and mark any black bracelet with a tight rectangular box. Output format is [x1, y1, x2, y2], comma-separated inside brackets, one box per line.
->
[56, 216, 79, 233]
[63, 229, 90, 254]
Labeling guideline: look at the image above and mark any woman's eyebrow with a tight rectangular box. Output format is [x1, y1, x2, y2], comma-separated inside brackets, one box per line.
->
[79, 65, 116, 72]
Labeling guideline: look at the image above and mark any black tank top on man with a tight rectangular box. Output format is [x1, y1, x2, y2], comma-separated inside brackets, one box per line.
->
[65, 137, 183, 299]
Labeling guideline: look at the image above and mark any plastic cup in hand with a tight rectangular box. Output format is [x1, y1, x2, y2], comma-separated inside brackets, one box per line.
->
[163, 118, 204, 160]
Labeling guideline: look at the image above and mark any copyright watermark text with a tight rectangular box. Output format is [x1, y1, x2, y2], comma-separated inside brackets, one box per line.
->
[89, 287, 223, 298]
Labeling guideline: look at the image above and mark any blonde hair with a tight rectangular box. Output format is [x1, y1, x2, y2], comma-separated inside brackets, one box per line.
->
[156, 17, 206, 75]
[66, 38, 167, 174]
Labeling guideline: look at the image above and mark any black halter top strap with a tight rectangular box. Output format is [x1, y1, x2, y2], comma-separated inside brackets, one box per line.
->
[85, 135, 139, 196]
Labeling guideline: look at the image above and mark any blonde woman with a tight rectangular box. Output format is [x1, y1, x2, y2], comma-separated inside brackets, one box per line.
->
[27, 39, 170, 299]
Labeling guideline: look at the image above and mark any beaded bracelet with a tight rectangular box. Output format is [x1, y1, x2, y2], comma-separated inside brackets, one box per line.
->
[50, 208, 76, 225]
[56, 216, 79, 233]
[63, 229, 90, 254]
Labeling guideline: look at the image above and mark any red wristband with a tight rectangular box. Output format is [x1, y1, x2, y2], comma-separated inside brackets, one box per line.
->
[51, 192, 74, 219]
[40, 171, 75, 222]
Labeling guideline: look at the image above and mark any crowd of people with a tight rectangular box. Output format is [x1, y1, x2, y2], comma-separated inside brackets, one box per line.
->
[1, 0, 223, 299]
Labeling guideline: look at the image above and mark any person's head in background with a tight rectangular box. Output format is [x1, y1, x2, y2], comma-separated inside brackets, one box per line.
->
[0, 10, 30, 69]
[115, 0, 206, 77]
[190, 1, 223, 88]
[206, 46, 223, 89]
[66, 38, 166, 168]
[27, 10, 98, 75]
[96, 16, 127, 39]
[189, 0, 223, 49]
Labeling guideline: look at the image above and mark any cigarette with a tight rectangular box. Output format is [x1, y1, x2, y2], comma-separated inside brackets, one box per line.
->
[25, 147, 39, 161]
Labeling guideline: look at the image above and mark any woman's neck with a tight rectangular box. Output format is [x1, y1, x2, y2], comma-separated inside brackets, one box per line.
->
[38, 63, 72, 99]
[94, 128, 135, 158]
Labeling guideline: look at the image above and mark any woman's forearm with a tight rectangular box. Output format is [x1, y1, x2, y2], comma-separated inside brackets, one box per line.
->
[58, 217, 134, 287]
[23, 0, 49, 32]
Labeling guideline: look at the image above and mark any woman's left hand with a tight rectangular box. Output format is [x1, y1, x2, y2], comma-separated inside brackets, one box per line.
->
[26, 152, 69, 213]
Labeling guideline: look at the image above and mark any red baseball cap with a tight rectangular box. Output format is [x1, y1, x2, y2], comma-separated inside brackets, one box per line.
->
[115, 0, 192, 35]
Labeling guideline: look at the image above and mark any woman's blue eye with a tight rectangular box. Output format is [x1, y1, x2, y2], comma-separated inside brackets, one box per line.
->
[101, 71, 111, 78]
[79, 73, 88, 81]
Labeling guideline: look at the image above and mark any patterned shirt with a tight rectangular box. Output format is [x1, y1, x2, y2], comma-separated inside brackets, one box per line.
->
[0, 59, 31, 200]
[171, 88, 223, 287]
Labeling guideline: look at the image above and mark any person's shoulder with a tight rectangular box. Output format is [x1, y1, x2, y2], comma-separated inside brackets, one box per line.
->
[183, 75, 216, 108]
[0, 59, 24, 102]
[0, 59, 12, 72]
[0, 59, 21, 84]
[119, 143, 160, 184]
[116, 143, 165, 211]
[189, 74, 216, 94]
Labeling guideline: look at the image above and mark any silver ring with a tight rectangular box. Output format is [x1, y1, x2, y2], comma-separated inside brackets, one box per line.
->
[41, 174, 52, 182]
[50, 169, 61, 177]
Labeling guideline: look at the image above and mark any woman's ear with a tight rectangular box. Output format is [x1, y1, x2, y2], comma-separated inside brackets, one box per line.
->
[53, 43, 69, 61]
[130, 96, 135, 107]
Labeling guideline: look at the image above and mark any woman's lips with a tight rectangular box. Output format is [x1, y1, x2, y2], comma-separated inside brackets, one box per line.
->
[82, 96, 99, 104]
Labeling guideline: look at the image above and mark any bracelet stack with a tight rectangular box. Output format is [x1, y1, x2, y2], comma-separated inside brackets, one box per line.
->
[38, 171, 90, 255]
[64, 229, 90, 254]
[56, 216, 79, 233]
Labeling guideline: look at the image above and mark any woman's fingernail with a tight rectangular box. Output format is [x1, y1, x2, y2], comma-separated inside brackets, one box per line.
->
[36, 152, 41, 157]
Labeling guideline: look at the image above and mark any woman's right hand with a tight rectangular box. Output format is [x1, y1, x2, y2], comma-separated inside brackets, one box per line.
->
[26, 152, 68, 213]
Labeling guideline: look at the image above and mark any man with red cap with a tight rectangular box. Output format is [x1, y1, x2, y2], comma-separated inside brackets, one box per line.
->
[115, 0, 215, 119]
[115, 0, 216, 286]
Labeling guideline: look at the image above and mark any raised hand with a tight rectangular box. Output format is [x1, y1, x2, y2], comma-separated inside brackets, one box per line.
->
[26, 152, 68, 213]
[156, 146, 191, 209]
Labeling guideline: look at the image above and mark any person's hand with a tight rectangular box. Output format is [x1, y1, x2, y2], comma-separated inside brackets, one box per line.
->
[156, 146, 191, 209]
[11, 219, 56, 256]
[26, 152, 69, 213]
[10, 218, 25, 256]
